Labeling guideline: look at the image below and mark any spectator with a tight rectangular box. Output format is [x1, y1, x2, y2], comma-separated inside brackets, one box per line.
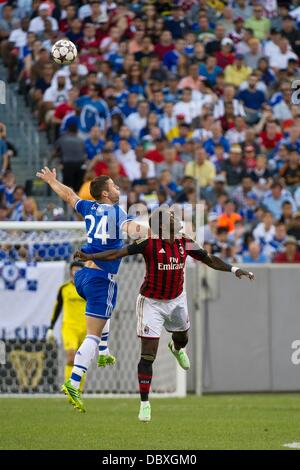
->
[21, 197, 42, 221]
[29, 3, 58, 35]
[237, 73, 266, 123]
[279, 150, 300, 191]
[9, 185, 26, 221]
[203, 212, 218, 244]
[216, 38, 235, 70]
[164, 6, 188, 40]
[253, 210, 275, 247]
[173, 87, 200, 125]
[262, 181, 297, 220]
[244, 37, 263, 69]
[217, 200, 242, 233]
[203, 121, 230, 156]
[269, 37, 298, 71]
[259, 120, 283, 155]
[244, 4, 270, 40]
[280, 201, 294, 226]
[84, 126, 105, 161]
[125, 100, 149, 139]
[1, 0, 299, 265]
[287, 212, 300, 240]
[91, 147, 126, 178]
[185, 147, 216, 189]
[154, 30, 174, 61]
[199, 55, 222, 87]
[273, 236, 300, 263]
[221, 144, 246, 189]
[202, 174, 228, 208]
[53, 120, 86, 192]
[178, 63, 205, 91]
[224, 54, 252, 87]
[115, 139, 140, 181]
[156, 145, 184, 182]
[242, 241, 268, 263]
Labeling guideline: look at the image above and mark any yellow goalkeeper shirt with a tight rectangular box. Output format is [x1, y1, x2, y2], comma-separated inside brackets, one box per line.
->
[50, 281, 86, 330]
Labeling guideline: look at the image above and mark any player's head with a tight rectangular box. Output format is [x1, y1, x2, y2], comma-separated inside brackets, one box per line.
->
[90, 176, 120, 204]
[70, 261, 84, 281]
[149, 206, 182, 239]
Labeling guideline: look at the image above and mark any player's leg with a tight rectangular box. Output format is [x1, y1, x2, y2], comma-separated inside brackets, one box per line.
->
[65, 350, 75, 383]
[136, 294, 164, 422]
[70, 316, 107, 386]
[166, 292, 191, 370]
[168, 330, 190, 370]
[138, 337, 159, 423]
[98, 319, 116, 367]
[62, 316, 107, 411]
[61, 270, 117, 410]
[77, 329, 88, 392]
[62, 326, 78, 382]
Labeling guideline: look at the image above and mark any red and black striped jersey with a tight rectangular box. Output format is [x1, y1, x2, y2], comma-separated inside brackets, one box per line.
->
[127, 236, 208, 300]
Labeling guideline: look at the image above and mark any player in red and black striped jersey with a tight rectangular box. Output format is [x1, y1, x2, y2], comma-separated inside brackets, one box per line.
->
[75, 207, 254, 422]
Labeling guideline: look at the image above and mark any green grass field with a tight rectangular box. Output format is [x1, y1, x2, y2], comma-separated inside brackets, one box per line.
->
[1, 395, 300, 450]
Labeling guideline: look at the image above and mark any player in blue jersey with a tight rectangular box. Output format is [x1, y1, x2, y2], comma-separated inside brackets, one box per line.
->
[36, 167, 138, 412]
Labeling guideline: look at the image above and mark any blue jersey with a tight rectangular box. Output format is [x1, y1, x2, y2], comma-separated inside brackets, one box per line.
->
[75, 199, 132, 275]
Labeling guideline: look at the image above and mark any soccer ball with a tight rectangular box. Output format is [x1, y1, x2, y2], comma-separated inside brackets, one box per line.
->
[51, 39, 77, 65]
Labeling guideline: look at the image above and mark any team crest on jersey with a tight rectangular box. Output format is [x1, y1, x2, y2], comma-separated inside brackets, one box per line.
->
[179, 246, 184, 255]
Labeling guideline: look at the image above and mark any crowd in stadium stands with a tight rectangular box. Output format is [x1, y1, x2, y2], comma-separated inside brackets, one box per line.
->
[1, 0, 300, 263]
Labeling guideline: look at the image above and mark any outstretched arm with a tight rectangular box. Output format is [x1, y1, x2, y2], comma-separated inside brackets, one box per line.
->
[202, 253, 254, 280]
[36, 167, 79, 208]
[74, 247, 129, 261]
[185, 237, 254, 280]
[74, 238, 149, 262]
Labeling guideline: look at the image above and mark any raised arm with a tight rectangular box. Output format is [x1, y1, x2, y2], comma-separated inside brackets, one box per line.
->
[36, 167, 79, 208]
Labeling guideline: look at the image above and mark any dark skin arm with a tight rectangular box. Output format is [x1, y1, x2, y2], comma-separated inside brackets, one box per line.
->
[201, 253, 254, 280]
[75, 248, 254, 280]
[184, 237, 254, 280]
[74, 247, 129, 262]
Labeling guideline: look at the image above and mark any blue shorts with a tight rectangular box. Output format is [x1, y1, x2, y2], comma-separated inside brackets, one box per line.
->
[74, 267, 118, 320]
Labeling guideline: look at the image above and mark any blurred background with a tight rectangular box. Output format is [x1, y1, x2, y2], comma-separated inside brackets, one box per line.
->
[0, 0, 300, 396]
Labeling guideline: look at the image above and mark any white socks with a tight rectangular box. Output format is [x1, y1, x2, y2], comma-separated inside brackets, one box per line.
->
[99, 319, 110, 356]
[70, 335, 100, 389]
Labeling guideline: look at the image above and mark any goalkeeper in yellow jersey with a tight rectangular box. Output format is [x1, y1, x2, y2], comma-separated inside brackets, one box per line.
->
[46, 262, 116, 386]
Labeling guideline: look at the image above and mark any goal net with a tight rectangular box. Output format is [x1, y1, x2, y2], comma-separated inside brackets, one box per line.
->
[0, 221, 186, 397]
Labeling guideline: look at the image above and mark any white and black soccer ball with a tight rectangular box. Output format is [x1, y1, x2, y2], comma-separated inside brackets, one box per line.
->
[51, 39, 77, 65]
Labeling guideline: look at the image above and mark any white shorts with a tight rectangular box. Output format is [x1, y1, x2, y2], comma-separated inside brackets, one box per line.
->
[136, 291, 190, 339]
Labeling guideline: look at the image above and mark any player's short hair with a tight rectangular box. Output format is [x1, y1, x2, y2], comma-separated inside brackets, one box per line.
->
[90, 175, 111, 200]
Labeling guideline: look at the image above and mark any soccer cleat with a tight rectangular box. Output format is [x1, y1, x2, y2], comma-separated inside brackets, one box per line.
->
[61, 379, 85, 413]
[138, 402, 151, 422]
[97, 353, 116, 368]
[168, 340, 190, 370]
